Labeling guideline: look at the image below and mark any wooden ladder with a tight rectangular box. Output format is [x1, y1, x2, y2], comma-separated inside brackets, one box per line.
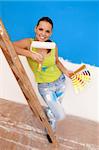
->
[0, 19, 58, 146]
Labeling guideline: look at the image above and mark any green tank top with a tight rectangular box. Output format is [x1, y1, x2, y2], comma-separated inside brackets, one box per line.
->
[27, 40, 62, 83]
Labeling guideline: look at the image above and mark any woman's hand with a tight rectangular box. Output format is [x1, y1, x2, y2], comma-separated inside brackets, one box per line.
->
[65, 70, 74, 78]
[31, 51, 44, 63]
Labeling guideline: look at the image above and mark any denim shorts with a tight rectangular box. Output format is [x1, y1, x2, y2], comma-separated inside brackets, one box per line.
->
[38, 74, 66, 121]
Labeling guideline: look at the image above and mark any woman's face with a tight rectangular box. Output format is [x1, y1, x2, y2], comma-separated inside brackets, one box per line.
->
[35, 21, 52, 42]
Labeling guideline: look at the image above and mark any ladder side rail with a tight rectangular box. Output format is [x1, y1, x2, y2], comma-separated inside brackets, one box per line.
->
[0, 20, 58, 145]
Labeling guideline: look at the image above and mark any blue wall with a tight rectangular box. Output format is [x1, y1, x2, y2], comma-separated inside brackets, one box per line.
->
[0, 1, 99, 66]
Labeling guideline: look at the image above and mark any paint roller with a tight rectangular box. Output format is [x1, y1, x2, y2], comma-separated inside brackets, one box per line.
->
[31, 41, 56, 49]
[31, 41, 56, 71]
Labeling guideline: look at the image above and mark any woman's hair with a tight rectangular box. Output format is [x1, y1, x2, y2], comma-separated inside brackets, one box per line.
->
[46, 39, 52, 53]
[36, 17, 53, 29]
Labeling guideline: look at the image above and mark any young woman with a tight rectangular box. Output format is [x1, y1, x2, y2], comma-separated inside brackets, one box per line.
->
[13, 17, 73, 142]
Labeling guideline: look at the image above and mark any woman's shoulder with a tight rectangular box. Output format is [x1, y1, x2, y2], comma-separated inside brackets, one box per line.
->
[20, 38, 33, 48]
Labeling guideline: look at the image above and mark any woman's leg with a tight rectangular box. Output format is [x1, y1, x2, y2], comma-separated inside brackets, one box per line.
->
[55, 74, 66, 103]
[55, 82, 66, 103]
[38, 86, 65, 131]
[44, 107, 56, 132]
[44, 92, 65, 121]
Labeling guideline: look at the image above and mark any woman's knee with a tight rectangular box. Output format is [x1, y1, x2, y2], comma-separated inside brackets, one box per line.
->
[57, 111, 65, 121]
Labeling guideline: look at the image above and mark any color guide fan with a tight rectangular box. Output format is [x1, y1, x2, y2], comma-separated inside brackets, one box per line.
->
[70, 65, 91, 93]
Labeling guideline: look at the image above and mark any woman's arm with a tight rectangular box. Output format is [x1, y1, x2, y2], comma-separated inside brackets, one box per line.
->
[13, 38, 43, 63]
[13, 38, 31, 55]
[13, 38, 31, 49]
[55, 47, 73, 78]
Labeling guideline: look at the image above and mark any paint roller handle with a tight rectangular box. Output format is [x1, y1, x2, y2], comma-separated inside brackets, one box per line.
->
[31, 41, 56, 71]
[30, 51, 43, 71]
[38, 63, 42, 71]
